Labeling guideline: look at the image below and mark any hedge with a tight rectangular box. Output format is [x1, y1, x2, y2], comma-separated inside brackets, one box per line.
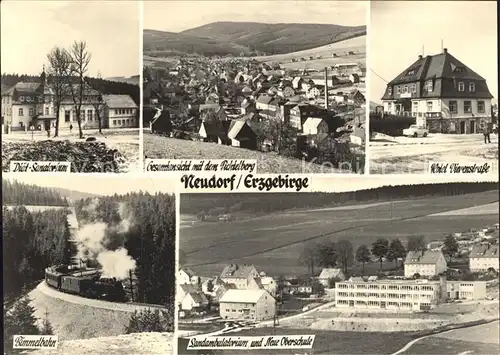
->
[370, 113, 415, 137]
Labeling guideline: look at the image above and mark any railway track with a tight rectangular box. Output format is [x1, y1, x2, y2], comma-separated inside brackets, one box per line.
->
[38, 281, 168, 312]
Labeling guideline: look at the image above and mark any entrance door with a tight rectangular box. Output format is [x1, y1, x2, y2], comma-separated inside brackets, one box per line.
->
[470, 120, 476, 133]
[455, 291, 459, 299]
[460, 121, 466, 134]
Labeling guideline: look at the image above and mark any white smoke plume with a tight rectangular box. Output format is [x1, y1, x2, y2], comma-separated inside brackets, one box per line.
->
[74, 201, 137, 280]
[97, 248, 136, 280]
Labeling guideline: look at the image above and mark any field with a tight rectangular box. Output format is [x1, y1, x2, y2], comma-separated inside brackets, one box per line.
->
[144, 133, 348, 173]
[144, 23, 366, 57]
[178, 328, 415, 355]
[256, 35, 366, 71]
[180, 190, 499, 276]
[398, 321, 500, 355]
[370, 133, 499, 174]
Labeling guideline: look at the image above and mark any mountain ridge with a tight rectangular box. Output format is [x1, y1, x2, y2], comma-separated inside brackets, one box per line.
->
[144, 21, 366, 57]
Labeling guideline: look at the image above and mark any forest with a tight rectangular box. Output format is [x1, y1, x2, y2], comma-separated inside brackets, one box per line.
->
[3, 206, 72, 298]
[2, 179, 69, 206]
[1, 74, 140, 106]
[181, 182, 499, 216]
[74, 191, 176, 309]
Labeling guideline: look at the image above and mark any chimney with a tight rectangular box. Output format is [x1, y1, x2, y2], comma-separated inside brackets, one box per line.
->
[324, 67, 329, 110]
[443, 48, 448, 54]
[418, 55, 423, 59]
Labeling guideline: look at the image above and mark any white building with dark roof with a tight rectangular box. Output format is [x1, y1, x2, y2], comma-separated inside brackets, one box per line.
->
[317, 268, 346, 287]
[404, 250, 447, 278]
[102, 94, 138, 128]
[219, 289, 276, 321]
[381, 48, 494, 133]
[469, 244, 499, 272]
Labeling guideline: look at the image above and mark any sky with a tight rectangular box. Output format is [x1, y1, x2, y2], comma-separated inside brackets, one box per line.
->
[5, 175, 175, 196]
[1, 0, 140, 78]
[144, 1, 367, 32]
[370, 1, 498, 103]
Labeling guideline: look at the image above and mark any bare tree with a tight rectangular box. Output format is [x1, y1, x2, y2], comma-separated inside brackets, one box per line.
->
[299, 242, 319, 276]
[46, 47, 71, 137]
[86, 71, 103, 134]
[67, 41, 92, 139]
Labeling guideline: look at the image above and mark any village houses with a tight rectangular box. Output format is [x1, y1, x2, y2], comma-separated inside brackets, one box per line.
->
[1, 69, 138, 133]
[469, 244, 499, 272]
[317, 268, 346, 287]
[404, 250, 448, 278]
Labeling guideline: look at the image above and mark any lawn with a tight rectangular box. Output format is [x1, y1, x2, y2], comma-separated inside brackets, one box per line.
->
[177, 328, 414, 355]
[143, 133, 352, 174]
[180, 190, 499, 276]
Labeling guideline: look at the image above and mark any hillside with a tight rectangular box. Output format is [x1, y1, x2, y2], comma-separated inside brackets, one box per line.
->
[106, 75, 140, 86]
[144, 22, 366, 56]
[52, 187, 102, 202]
[143, 29, 252, 57]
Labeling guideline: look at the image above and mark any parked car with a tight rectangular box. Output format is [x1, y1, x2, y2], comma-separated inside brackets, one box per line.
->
[403, 125, 429, 137]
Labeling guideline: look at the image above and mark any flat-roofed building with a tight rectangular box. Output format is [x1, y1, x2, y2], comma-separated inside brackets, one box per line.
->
[335, 278, 441, 311]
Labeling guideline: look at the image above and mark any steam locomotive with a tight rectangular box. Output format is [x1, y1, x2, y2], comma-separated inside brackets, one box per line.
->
[45, 264, 126, 302]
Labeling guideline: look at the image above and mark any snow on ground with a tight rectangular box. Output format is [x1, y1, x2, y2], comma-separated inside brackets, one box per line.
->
[29, 282, 168, 341]
[370, 133, 499, 174]
[429, 201, 499, 216]
[3, 129, 140, 173]
[28, 332, 173, 355]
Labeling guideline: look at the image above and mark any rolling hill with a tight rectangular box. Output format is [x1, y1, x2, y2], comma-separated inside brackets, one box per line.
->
[143, 22, 366, 57]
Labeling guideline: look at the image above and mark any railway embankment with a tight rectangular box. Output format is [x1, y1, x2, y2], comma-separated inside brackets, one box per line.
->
[29, 282, 165, 340]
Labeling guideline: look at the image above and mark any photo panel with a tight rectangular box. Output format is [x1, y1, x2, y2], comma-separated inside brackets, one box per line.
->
[368, 1, 498, 175]
[177, 177, 499, 354]
[1, 1, 141, 174]
[2, 174, 176, 354]
[143, 1, 368, 175]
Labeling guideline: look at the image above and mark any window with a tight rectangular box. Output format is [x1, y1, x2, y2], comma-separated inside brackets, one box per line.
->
[29, 108, 34, 116]
[65, 110, 70, 122]
[26, 96, 32, 102]
[396, 86, 401, 94]
[45, 107, 49, 115]
[113, 120, 116, 125]
[454, 66, 466, 73]
[20, 96, 25, 102]
[458, 82, 465, 92]
[424, 80, 433, 92]
[469, 82, 475, 92]
[464, 101, 472, 113]
[403, 85, 408, 93]
[426, 101, 433, 112]
[477, 101, 485, 113]
[88, 110, 93, 121]
[19, 108, 24, 116]
[407, 69, 416, 76]
[115, 109, 119, 115]
[449, 100, 458, 114]
[411, 84, 417, 93]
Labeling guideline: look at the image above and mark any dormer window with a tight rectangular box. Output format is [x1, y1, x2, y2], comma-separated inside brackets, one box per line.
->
[458, 82, 465, 92]
[403, 85, 408, 93]
[396, 86, 401, 94]
[469, 82, 475, 92]
[388, 87, 392, 95]
[20, 96, 25, 102]
[407, 69, 416, 76]
[411, 84, 417, 93]
[424, 80, 433, 92]
[453, 66, 466, 73]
